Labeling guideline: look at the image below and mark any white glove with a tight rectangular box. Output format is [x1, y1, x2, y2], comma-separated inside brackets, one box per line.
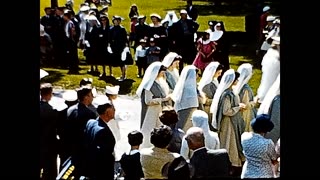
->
[107, 46, 113, 54]
[121, 47, 130, 61]
[84, 40, 90, 47]
[154, 34, 160, 38]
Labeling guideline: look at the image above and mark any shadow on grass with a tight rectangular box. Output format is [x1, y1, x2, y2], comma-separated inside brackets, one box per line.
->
[99, 76, 136, 95]
[166, 1, 279, 16]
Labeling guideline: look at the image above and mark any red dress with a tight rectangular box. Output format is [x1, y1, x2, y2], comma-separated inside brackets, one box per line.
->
[193, 38, 216, 71]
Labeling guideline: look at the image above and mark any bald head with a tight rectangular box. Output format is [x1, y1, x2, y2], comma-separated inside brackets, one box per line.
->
[185, 127, 205, 150]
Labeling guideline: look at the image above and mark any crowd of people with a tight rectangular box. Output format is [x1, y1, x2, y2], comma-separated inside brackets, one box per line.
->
[40, 0, 280, 179]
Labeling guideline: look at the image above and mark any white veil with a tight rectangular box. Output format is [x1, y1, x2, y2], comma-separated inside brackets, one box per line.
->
[197, 61, 220, 92]
[136, 61, 162, 97]
[171, 65, 197, 104]
[162, 52, 179, 68]
[257, 74, 280, 115]
[257, 47, 280, 102]
[210, 23, 224, 41]
[233, 63, 253, 95]
[163, 11, 179, 27]
[210, 69, 235, 129]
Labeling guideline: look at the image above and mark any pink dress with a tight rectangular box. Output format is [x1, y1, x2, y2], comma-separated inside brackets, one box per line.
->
[193, 38, 216, 71]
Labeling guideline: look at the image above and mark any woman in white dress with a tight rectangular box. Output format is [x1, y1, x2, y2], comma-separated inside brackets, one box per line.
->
[136, 61, 172, 148]
[255, 36, 280, 104]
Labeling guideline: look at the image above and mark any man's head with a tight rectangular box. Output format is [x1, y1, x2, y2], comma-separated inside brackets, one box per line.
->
[40, 83, 53, 101]
[76, 86, 94, 105]
[185, 127, 205, 150]
[97, 103, 115, 122]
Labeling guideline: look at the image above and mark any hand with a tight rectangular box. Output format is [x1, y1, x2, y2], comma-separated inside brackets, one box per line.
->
[239, 103, 246, 110]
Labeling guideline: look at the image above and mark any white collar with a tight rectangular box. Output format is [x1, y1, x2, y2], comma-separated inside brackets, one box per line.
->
[126, 149, 140, 155]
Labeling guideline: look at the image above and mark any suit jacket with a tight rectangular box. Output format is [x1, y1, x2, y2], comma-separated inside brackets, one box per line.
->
[84, 118, 116, 179]
[186, 6, 199, 21]
[190, 147, 231, 178]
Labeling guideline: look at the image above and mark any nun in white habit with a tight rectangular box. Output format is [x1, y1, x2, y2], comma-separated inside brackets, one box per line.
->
[180, 110, 220, 160]
[171, 65, 199, 132]
[136, 61, 172, 148]
[256, 36, 280, 103]
[210, 69, 246, 167]
[161, 52, 181, 91]
[258, 74, 280, 144]
[210, 22, 224, 41]
[197, 62, 221, 128]
[233, 63, 257, 132]
[163, 11, 179, 27]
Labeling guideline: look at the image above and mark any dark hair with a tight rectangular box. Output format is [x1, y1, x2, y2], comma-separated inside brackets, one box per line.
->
[76, 86, 92, 101]
[97, 103, 114, 115]
[40, 83, 53, 96]
[80, 78, 93, 87]
[234, 71, 240, 82]
[150, 125, 173, 148]
[251, 114, 274, 133]
[217, 64, 224, 71]
[128, 130, 143, 146]
[159, 110, 178, 125]
[158, 65, 167, 73]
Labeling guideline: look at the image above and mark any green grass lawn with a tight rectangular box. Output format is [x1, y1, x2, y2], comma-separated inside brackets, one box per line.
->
[40, 0, 263, 96]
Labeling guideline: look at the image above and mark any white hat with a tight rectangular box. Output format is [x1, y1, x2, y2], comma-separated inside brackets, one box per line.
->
[80, 5, 90, 12]
[49, 96, 68, 111]
[112, 15, 125, 21]
[62, 90, 78, 101]
[40, 69, 49, 79]
[105, 85, 120, 95]
[263, 6, 270, 12]
[150, 13, 161, 20]
[180, 9, 188, 14]
[266, 16, 275, 22]
[92, 95, 111, 108]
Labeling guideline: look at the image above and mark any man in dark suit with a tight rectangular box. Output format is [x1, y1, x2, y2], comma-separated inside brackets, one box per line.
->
[186, 0, 198, 21]
[185, 127, 232, 178]
[64, 86, 97, 178]
[83, 103, 116, 180]
[40, 83, 59, 180]
[170, 10, 199, 72]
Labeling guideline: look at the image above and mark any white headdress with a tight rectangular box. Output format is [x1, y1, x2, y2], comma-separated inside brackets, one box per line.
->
[257, 74, 280, 115]
[163, 11, 179, 26]
[162, 52, 179, 68]
[210, 23, 224, 41]
[210, 69, 235, 129]
[197, 61, 220, 92]
[136, 61, 163, 97]
[171, 65, 197, 104]
[233, 63, 253, 95]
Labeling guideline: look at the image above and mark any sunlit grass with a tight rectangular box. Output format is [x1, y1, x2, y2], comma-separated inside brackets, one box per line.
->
[40, 0, 261, 95]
